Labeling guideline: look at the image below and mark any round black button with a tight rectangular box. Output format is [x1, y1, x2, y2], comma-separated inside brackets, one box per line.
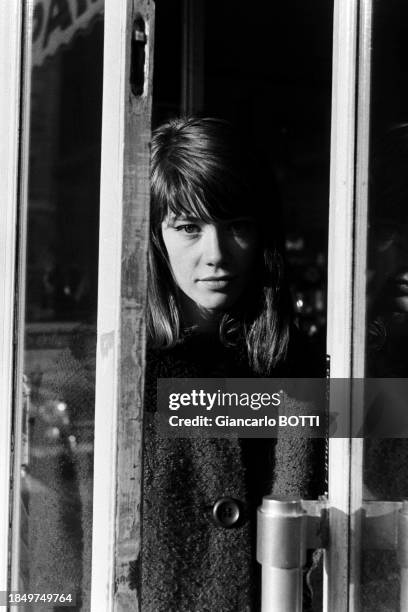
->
[212, 497, 242, 528]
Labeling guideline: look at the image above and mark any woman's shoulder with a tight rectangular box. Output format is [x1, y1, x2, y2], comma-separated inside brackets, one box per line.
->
[146, 327, 325, 379]
[146, 334, 249, 377]
[145, 337, 210, 378]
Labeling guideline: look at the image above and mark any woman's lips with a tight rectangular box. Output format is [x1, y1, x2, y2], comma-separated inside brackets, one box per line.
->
[198, 276, 236, 289]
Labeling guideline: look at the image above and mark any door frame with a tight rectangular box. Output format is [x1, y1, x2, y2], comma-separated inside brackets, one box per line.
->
[0, 0, 24, 593]
[90, 0, 155, 610]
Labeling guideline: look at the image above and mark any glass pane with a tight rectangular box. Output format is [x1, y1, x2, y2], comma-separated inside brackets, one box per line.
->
[363, 1, 408, 609]
[13, 3, 104, 609]
[148, 2, 333, 609]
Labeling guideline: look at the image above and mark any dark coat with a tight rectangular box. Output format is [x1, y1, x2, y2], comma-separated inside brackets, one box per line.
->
[141, 332, 324, 611]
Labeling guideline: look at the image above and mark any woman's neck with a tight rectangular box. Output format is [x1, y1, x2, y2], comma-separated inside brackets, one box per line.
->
[180, 294, 222, 336]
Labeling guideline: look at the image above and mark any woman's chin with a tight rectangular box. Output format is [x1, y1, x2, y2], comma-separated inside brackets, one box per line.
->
[198, 299, 233, 311]
[195, 292, 238, 312]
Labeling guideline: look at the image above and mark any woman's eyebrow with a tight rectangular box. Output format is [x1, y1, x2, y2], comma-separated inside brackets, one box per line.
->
[163, 213, 201, 228]
[171, 214, 201, 222]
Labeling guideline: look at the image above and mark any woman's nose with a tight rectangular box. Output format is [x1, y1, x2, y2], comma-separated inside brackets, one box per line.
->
[202, 225, 227, 266]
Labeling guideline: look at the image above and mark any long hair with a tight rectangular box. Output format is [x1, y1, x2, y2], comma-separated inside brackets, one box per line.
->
[148, 117, 292, 374]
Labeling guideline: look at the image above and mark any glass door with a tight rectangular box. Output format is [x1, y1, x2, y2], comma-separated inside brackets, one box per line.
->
[10, 1, 104, 608]
[0, 0, 24, 598]
[2, 1, 155, 610]
[361, 0, 408, 610]
[328, 0, 408, 610]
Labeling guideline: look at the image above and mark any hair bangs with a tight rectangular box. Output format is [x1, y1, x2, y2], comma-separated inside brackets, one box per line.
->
[155, 167, 252, 228]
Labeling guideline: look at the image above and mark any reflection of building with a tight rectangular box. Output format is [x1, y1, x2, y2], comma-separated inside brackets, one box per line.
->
[16, 8, 104, 604]
[28, 14, 103, 322]
[32, 0, 104, 67]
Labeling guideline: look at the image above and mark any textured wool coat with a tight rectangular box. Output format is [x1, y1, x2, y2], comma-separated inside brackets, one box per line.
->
[141, 332, 324, 611]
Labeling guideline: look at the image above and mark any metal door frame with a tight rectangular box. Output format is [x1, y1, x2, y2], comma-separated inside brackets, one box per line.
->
[0, 0, 24, 594]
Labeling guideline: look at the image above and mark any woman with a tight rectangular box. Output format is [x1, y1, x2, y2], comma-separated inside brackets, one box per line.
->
[141, 117, 323, 611]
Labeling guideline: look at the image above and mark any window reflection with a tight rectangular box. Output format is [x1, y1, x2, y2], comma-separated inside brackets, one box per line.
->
[16, 6, 103, 609]
[363, 122, 408, 611]
[367, 125, 408, 377]
[363, 1, 408, 608]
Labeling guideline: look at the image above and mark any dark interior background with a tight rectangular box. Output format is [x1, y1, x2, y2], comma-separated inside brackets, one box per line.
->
[153, 0, 334, 353]
[371, 0, 408, 131]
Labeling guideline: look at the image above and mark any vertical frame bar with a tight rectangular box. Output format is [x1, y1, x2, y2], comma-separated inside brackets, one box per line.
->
[0, 0, 23, 592]
[326, 0, 359, 609]
[91, 0, 154, 610]
[353, 0, 372, 380]
[349, 1, 373, 609]
[10, 0, 34, 592]
[327, 0, 373, 609]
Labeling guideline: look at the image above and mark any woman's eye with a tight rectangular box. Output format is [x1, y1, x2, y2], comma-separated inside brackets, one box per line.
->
[176, 224, 200, 234]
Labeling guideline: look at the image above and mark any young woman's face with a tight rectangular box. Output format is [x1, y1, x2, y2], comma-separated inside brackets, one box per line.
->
[161, 213, 259, 312]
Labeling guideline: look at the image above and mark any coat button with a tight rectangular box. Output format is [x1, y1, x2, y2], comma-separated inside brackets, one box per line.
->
[212, 497, 242, 528]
